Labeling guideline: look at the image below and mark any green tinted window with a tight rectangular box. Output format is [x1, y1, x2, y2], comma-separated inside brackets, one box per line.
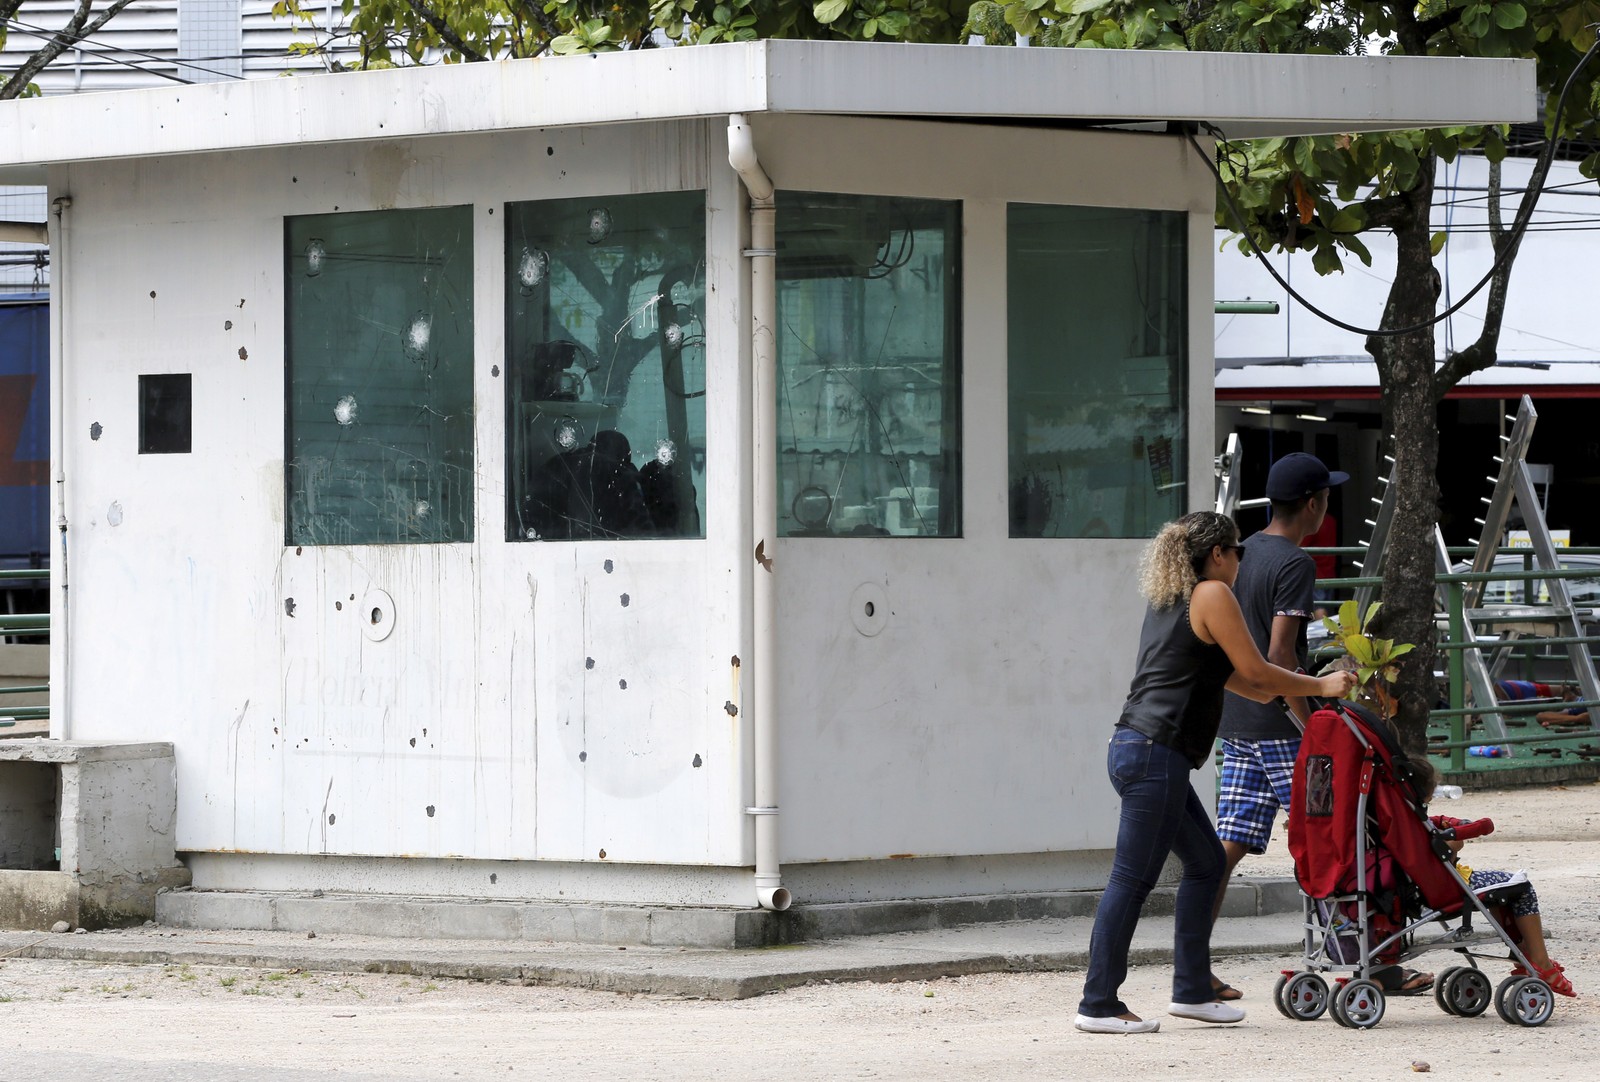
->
[504, 192, 707, 541]
[1007, 204, 1187, 538]
[775, 192, 961, 537]
[285, 206, 475, 545]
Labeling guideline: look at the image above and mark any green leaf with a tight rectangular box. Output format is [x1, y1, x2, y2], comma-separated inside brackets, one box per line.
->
[814, 0, 849, 24]
[1338, 599, 1359, 632]
[1360, 601, 1382, 632]
[1347, 636, 1376, 667]
[1492, 2, 1526, 29]
[1387, 643, 1416, 659]
[1430, 231, 1448, 256]
[1310, 243, 1343, 275]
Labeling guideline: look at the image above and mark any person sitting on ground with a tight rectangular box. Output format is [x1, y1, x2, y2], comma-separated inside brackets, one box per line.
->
[1406, 755, 1577, 997]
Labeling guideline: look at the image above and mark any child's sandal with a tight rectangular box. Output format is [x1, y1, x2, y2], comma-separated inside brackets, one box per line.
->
[1515, 960, 1576, 997]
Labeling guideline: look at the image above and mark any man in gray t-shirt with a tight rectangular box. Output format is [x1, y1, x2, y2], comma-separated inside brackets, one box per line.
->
[1208, 452, 1345, 999]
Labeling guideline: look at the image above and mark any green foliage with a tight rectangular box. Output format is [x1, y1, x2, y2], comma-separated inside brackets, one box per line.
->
[976, 0, 1600, 275]
[1319, 600, 1416, 717]
[272, 0, 970, 65]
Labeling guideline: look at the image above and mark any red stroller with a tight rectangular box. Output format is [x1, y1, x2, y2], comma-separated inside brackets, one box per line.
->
[1276, 700, 1560, 1028]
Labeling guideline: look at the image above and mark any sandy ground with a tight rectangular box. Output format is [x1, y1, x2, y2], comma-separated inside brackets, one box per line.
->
[1, 782, 1597, 1082]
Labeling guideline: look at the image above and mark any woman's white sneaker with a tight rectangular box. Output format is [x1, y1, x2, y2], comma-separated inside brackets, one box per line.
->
[1073, 1013, 1161, 1034]
[1168, 1001, 1246, 1024]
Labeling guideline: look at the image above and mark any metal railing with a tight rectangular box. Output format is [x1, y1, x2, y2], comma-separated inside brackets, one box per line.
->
[1308, 547, 1600, 772]
[0, 567, 48, 728]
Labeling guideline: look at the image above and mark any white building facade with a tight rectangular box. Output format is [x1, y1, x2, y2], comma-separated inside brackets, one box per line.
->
[0, 42, 1531, 920]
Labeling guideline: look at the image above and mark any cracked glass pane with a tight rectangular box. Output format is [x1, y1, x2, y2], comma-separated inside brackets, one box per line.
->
[285, 206, 474, 546]
[1007, 204, 1187, 539]
[504, 191, 707, 541]
[775, 192, 961, 538]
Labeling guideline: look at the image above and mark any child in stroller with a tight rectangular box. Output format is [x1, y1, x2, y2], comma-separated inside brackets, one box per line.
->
[1403, 754, 1575, 998]
[1278, 699, 1572, 1028]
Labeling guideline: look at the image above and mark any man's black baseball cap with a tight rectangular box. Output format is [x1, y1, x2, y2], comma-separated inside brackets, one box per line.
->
[1265, 452, 1349, 501]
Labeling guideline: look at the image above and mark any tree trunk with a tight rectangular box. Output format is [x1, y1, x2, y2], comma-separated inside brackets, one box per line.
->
[1369, 172, 1441, 756]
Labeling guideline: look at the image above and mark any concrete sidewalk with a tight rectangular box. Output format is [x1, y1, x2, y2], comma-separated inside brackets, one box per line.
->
[0, 903, 1306, 1001]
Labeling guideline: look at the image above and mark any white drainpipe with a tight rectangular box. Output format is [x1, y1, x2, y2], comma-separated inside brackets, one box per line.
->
[48, 196, 71, 741]
[727, 114, 790, 912]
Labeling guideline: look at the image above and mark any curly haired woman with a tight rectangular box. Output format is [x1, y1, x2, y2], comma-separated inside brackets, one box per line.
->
[1075, 511, 1358, 1034]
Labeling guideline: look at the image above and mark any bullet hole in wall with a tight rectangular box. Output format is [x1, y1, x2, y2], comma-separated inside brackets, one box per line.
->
[579, 751, 587, 762]
[598, 849, 607, 859]
[327, 813, 335, 825]
[335, 601, 342, 611]
[409, 738, 415, 747]
[604, 559, 614, 574]
[490, 873, 497, 884]
[620, 593, 630, 607]
[491, 365, 500, 378]
[618, 679, 627, 690]
[692, 754, 703, 768]
[238, 348, 248, 361]
[731, 656, 741, 668]
[89, 422, 102, 441]
[149, 290, 156, 299]
[724, 701, 738, 717]
[295, 546, 302, 555]
[585, 658, 595, 670]
[225, 320, 233, 331]
[284, 598, 296, 617]
[426, 805, 436, 818]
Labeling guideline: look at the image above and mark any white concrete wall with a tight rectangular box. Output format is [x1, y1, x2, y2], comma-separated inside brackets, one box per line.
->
[49, 112, 1216, 904]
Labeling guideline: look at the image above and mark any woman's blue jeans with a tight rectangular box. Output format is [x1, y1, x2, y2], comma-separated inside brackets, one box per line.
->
[1078, 727, 1225, 1017]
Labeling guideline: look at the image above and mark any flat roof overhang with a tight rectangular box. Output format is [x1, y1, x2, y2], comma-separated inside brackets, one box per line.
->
[1217, 359, 1600, 401]
[0, 40, 1536, 184]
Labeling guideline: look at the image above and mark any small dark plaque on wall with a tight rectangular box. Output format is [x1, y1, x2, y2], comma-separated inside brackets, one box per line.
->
[138, 373, 192, 454]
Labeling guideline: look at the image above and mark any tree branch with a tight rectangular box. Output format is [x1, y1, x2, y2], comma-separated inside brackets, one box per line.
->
[1436, 156, 1511, 394]
[1, 0, 137, 99]
[403, 0, 488, 62]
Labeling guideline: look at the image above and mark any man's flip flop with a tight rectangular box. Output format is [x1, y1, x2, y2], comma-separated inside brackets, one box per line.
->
[1378, 967, 1435, 996]
[1210, 980, 1244, 1001]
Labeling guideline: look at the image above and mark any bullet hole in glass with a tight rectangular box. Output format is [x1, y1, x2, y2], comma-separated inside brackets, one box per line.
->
[586, 208, 612, 244]
[89, 422, 102, 441]
[603, 559, 614, 574]
[426, 805, 435, 818]
[864, 601, 875, 617]
[304, 238, 326, 277]
[284, 598, 296, 618]
[585, 658, 595, 670]
[402, 313, 432, 362]
[620, 593, 630, 607]
[554, 422, 579, 451]
[654, 440, 676, 466]
[334, 395, 358, 426]
[692, 754, 703, 768]
[517, 247, 550, 293]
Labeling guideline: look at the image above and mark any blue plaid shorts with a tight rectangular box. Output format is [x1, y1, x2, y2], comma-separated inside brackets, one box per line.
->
[1216, 737, 1301, 853]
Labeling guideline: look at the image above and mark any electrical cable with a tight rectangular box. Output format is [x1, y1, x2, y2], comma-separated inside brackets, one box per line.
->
[1190, 30, 1600, 339]
[3, 14, 249, 81]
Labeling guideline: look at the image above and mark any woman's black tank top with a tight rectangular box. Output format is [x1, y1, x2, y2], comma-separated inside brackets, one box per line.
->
[1118, 595, 1235, 768]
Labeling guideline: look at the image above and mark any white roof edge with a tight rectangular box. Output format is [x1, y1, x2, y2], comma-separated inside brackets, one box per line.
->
[0, 40, 1535, 178]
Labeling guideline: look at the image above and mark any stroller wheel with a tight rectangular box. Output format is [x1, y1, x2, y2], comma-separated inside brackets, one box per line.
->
[1435, 967, 1465, 1015]
[1443, 968, 1493, 1018]
[1279, 972, 1330, 1021]
[1496, 976, 1555, 1027]
[1332, 979, 1386, 1030]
